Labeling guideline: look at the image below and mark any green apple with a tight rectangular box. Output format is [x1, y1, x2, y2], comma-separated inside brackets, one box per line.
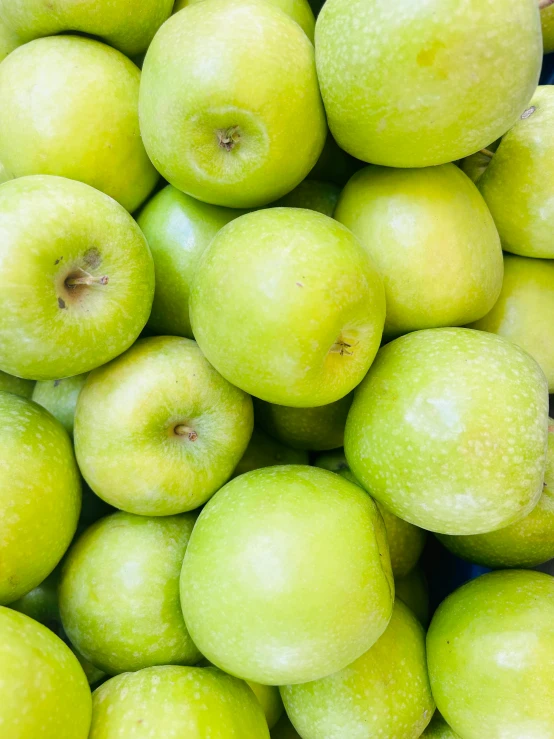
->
[281, 599, 434, 739]
[0, 369, 33, 398]
[0, 392, 81, 604]
[33, 374, 88, 436]
[542, 2, 554, 53]
[0, 607, 91, 738]
[140, 0, 326, 208]
[395, 566, 430, 627]
[345, 328, 549, 535]
[255, 394, 352, 450]
[478, 87, 554, 259]
[137, 185, 243, 338]
[459, 140, 500, 184]
[427, 570, 554, 738]
[0, 157, 12, 184]
[335, 164, 503, 337]
[75, 336, 253, 515]
[59, 511, 201, 675]
[272, 179, 341, 217]
[0, 16, 20, 61]
[315, 0, 541, 167]
[180, 465, 393, 685]
[272, 715, 302, 738]
[89, 665, 269, 738]
[247, 682, 283, 730]
[421, 713, 461, 738]
[437, 420, 554, 568]
[233, 428, 308, 477]
[173, 0, 315, 42]
[0, 36, 158, 212]
[469, 255, 554, 391]
[309, 133, 361, 186]
[190, 208, 385, 407]
[0, 176, 154, 380]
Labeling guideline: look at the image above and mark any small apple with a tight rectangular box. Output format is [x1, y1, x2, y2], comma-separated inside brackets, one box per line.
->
[281, 599, 434, 739]
[247, 682, 284, 730]
[0, 369, 33, 398]
[190, 208, 385, 407]
[0, 607, 91, 738]
[0, 392, 81, 604]
[74, 336, 253, 515]
[316, 0, 541, 167]
[272, 179, 341, 217]
[139, 0, 326, 208]
[0, 36, 158, 212]
[33, 374, 88, 436]
[421, 713, 461, 738]
[395, 566, 430, 627]
[542, 2, 554, 53]
[335, 163, 503, 337]
[0, 17, 20, 61]
[345, 328, 549, 535]
[0, 176, 154, 380]
[180, 465, 393, 685]
[309, 133, 362, 186]
[89, 665, 269, 738]
[233, 428, 308, 478]
[427, 570, 554, 738]
[137, 185, 243, 338]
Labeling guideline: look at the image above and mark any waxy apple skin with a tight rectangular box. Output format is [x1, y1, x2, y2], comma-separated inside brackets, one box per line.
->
[0, 369, 33, 398]
[542, 4, 554, 53]
[247, 681, 284, 730]
[140, 0, 326, 208]
[345, 328, 549, 535]
[422, 713, 461, 738]
[233, 428, 308, 478]
[0, 176, 154, 380]
[190, 208, 386, 407]
[33, 374, 88, 436]
[0, 392, 81, 604]
[272, 179, 341, 217]
[180, 465, 393, 685]
[0, 36, 158, 212]
[0, 607, 91, 738]
[396, 566, 430, 627]
[427, 570, 554, 739]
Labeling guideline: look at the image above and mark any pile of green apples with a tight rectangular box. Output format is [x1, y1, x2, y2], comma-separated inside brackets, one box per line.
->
[1, 0, 554, 737]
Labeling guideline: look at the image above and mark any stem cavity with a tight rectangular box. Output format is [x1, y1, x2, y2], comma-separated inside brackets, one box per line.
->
[65, 270, 109, 288]
[174, 424, 198, 441]
[217, 125, 241, 152]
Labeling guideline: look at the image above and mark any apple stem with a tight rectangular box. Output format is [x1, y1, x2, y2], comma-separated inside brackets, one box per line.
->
[66, 271, 109, 287]
[217, 126, 241, 152]
[480, 148, 495, 159]
[329, 339, 354, 357]
[174, 424, 198, 441]
[540, 0, 554, 10]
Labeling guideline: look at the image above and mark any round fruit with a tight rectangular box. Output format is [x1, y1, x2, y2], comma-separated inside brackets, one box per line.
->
[0, 370, 33, 398]
[33, 374, 88, 436]
[233, 428, 308, 478]
[247, 682, 284, 730]
[395, 566, 430, 627]
[421, 713, 461, 738]
[272, 179, 341, 217]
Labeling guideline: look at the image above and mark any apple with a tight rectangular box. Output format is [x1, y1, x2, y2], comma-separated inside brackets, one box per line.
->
[0, 176, 154, 380]
[395, 566, 430, 627]
[0, 392, 81, 604]
[315, 0, 541, 167]
[542, 2, 554, 53]
[0, 0, 173, 57]
[0, 369, 33, 398]
[437, 420, 554, 569]
[427, 570, 554, 738]
[233, 428, 308, 478]
[255, 394, 352, 450]
[247, 682, 284, 730]
[272, 715, 302, 738]
[190, 208, 386, 407]
[271, 179, 341, 217]
[345, 328, 549, 535]
[0, 36, 158, 212]
[0, 607, 91, 738]
[74, 336, 253, 515]
[137, 185, 243, 338]
[0, 158, 12, 184]
[180, 465, 393, 685]
[33, 374, 88, 436]
[0, 17, 19, 61]
[89, 665, 269, 738]
[335, 163, 503, 337]
[309, 133, 361, 186]
[421, 713, 461, 738]
[281, 600, 434, 739]
[139, 0, 326, 208]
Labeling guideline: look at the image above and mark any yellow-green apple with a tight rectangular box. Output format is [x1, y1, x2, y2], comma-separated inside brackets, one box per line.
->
[542, 2, 554, 53]
[0, 369, 33, 398]
[137, 185, 243, 338]
[335, 164, 503, 337]
[478, 87, 554, 258]
[422, 713, 461, 738]
[89, 665, 269, 738]
[0, 176, 154, 380]
[427, 570, 554, 738]
[0, 392, 81, 604]
[190, 208, 385, 407]
[281, 600, 434, 739]
[0, 158, 12, 184]
[395, 566, 430, 627]
[33, 374, 88, 436]
[180, 465, 393, 685]
[233, 428, 308, 477]
[0, 36, 158, 212]
[0, 607, 91, 738]
[272, 179, 341, 217]
[139, 0, 326, 208]
[315, 0, 541, 167]
[247, 682, 283, 730]
[345, 328, 549, 535]
[309, 133, 361, 186]
[469, 255, 554, 391]
[0, 16, 19, 61]
[74, 336, 253, 515]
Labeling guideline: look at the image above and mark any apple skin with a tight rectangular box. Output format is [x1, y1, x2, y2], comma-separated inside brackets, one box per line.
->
[0, 607, 91, 738]
[478, 87, 554, 259]
[0, 392, 81, 604]
[421, 713, 461, 738]
[0, 158, 12, 184]
[89, 665, 269, 738]
[427, 570, 554, 739]
[345, 328, 549, 535]
[74, 336, 253, 516]
[469, 255, 554, 392]
[137, 185, 243, 338]
[0, 17, 19, 61]
[437, 420, 554, 569]
[33, 374, 88, 436]
[309, 133, 362, 187]
[233, 428, 308, 478]
[281, 600, 434, 739]
[0, 176, 154, 380]
[395, 566, 430, 627]
[181, 465, 393, 685]
[0, 369, 34, 398]
[190, 208, 386, 407]
[335, 164, 503, 338]
[272, 179, 341, 217]
[272, 715, 302, 738]
[139, 0, 326, 208]
[542, 5, 554, 53]
[247, 682, 284, 730]
[0, 36, 158, 212]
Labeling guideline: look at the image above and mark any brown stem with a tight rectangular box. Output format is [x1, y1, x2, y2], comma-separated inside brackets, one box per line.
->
[480, 148, 495, 159]
[66, 272, 109, 287]
[217, 126, 241, 152]
[540, 0, 554, 11]
[174, 425, 198, 441]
